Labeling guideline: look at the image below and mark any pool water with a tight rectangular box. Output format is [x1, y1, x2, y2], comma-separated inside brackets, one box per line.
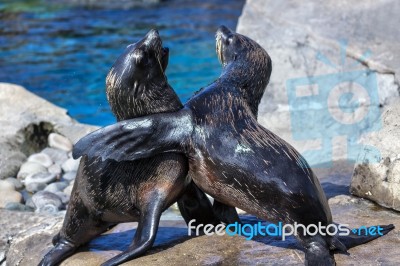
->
[0, 0, 245, 125]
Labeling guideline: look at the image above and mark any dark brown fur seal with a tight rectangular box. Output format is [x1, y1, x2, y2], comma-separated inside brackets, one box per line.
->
[39, 29, 239, 266]
[73, 26, 394, 265]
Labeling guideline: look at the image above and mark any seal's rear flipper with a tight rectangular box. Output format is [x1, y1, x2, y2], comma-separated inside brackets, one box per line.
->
[337, 224, 394, 250]
[73, 109, 194, 162]
[178, 182, 219, 227]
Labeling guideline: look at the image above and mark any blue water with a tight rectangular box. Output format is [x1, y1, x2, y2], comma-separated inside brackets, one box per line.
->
[0, 0, 245, 125]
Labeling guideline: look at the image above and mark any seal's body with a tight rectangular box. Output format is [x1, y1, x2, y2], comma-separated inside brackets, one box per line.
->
[74, 27, 394, 265]
[39, 30, 239, 266]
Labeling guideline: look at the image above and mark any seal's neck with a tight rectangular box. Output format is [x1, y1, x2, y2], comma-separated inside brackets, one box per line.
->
[219, 60, 271, 118]
[107, 81, 182, 121]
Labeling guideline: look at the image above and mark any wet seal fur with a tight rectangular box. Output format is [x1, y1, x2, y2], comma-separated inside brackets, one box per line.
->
[73, 26, 394, 265]
[39, 30, 239, 266]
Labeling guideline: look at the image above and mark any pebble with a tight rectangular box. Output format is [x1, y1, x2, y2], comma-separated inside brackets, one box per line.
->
[54, 192, 70, 204]
[63, 183, 74, 195]
[17, 162, 47, 180]
[62, 171, 77, 182]
[32, 191, 63, 214]
[48, 133, 73, 152]
[25, 182, 47, 193]
[0, 179, 15, 191]
[5, 177, 23, 190]
[41, 147, 68, 165]
[25, 198, 35, 209]
[0, 190, 22, 208]
[61, 158, 80, 172]
[27, 153, 53, 168]
[25, 172, 57, 185]
[44, 182, 69, 194]
[5, 202, 34, 212]
[48, 163, 62, 176]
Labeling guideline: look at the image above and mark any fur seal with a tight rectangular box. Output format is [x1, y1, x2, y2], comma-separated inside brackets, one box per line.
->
[73, 26, 394, 265]
[39, 29, 239, 266]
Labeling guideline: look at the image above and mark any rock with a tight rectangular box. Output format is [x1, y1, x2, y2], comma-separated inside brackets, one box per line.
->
[5, 202, 34, 212]
[25, 198, 35, 209]
[328, 195, 360, 205]
[0, 190, 22, 208]
[48, 133, 73, 152]
[61, 158, 80, 172]
[53, 192, 70, 204]
[17, 162, 47, 180]
[350, 99, 400, 211]
[32, 191, 63, 214]
[27, 153, 53, 168]
[27, 172, 57, 185]
[25, 182, 47, 193]
[0, 151, 26, 181]
[0, 179, 15, 191]
[62, 171, 77, 182]
[237, 0, 399, 166]
[44, 182, 69, 194]
[63, 183, 74, 195]
[5, 177, 24, 191]
[47, 163, 62, 176]
[4, 212, 62, 266]
[25, 172, 57, 186]
[41, 148, 68, 165]
[0, 83, 97, 179]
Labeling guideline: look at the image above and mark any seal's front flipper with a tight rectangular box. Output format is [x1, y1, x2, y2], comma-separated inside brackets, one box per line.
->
[178, 182, 219, 227]
[213, 200, 241, 224]
[73, 109, 194, 162]
[38, 239, 76, 266]
[100, 194, 164, 266]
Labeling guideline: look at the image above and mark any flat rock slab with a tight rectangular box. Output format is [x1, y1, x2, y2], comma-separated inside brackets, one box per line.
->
[5, 161, 400, 265]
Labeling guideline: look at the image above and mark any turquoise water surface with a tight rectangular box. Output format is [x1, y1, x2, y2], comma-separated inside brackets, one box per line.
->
[0, 0, 245, 125]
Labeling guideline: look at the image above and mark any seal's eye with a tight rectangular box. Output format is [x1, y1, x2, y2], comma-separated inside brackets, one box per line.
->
[225, 36, 233, 45]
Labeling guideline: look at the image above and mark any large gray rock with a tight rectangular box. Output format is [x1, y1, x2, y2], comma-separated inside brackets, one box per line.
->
[350, 99, 400, 211]
[0, 83, 98, 179]
[237, 0, 399, 166]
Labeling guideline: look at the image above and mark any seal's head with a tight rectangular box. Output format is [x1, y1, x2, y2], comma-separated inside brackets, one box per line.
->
[106, 29, 172, 120]
[216, 26, 272, 116]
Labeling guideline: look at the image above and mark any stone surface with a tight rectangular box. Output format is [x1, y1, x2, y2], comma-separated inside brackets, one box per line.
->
[237, 0, 399, 166]
[27, 153, 53, 168]
[48, 133, 73, 152]
[62, 171, 77, 182]
[0, 191, 22, 208]
[48, 163, 62, 176]
[41, 148, 69, 166]
[44, 182, 69, 194]
[0, 180, 15, 191]
[5, 177, 23, 191]
[61, 158, 80, 172]
[4, 202, 34, 212]
[0, 83, 98, 179]
[25, 172, 57, 186]
[17, 162, 47, 180]
[4, 161, 400, 265]
[32, 191, 64, 214]
[25, 182, 47, 193]
[350, 99, 400, 211]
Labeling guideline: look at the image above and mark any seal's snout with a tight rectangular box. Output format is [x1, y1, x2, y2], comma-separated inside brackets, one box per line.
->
[216, 25, 232, 40]
[144, 29, 161, 47]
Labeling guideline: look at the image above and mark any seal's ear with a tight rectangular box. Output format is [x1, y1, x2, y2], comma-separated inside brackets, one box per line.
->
[72, 109, 194, 162]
